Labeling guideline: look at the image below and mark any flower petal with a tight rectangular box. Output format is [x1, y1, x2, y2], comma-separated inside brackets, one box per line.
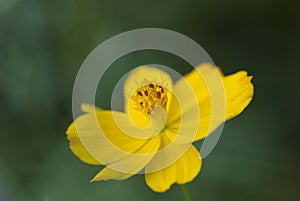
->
[90, 167, 132, 182]
[166, 63, 253, 143]
[145, 144, 202, 192]
[66, 109, 157, 165]
[221, 71, 254, 120]
[91, 135, 161, 181]
[66, 121, 100, 165]
[166, 63, 225, 142]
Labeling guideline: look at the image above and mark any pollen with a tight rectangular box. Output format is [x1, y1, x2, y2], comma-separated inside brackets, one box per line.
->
[131, 83, 169, 115]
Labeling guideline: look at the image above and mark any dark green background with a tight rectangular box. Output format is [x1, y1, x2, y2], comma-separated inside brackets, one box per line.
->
[0, 0, 299, 200]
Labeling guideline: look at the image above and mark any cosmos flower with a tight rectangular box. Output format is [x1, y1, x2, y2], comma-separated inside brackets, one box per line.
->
[66, 63, 254, 192]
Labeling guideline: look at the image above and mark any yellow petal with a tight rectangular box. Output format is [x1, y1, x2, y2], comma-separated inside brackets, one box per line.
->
[66, 110, 158, 165]
[222, 71, 254, 120]
[91, 135, 161, 181]
[166, 63, 225, 142]
[90, 167, 133, 182]
[145, 144, 202, 192]
[167, 64, 213, 124]
[166, 63, 253, 143]
[107, 135, 160, 173]
[66, 104, 104, 165]
[66, 121, 100, 165]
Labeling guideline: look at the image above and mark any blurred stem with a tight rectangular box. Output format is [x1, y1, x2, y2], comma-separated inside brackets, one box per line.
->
[180, 184, 191, 201]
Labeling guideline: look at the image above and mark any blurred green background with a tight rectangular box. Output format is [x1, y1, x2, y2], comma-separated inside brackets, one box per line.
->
[0, 0, 299, 200]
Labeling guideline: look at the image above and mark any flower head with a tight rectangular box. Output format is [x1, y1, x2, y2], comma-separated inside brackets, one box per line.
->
[66, 63, 254, 192]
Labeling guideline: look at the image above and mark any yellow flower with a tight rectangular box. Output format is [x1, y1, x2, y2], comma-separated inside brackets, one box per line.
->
[66, 63, 254, 192]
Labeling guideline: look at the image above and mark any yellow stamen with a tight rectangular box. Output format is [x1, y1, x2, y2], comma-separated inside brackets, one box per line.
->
[131, 83, 169, 115]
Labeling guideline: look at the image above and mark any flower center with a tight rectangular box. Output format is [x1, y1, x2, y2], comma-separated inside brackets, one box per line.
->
[131, 83, 169, 115]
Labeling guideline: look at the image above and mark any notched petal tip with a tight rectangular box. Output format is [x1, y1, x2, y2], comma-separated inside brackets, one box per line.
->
[65, 116, 101, 165]
[223, 69, 254, 120]
[145, 145, 202, 193]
